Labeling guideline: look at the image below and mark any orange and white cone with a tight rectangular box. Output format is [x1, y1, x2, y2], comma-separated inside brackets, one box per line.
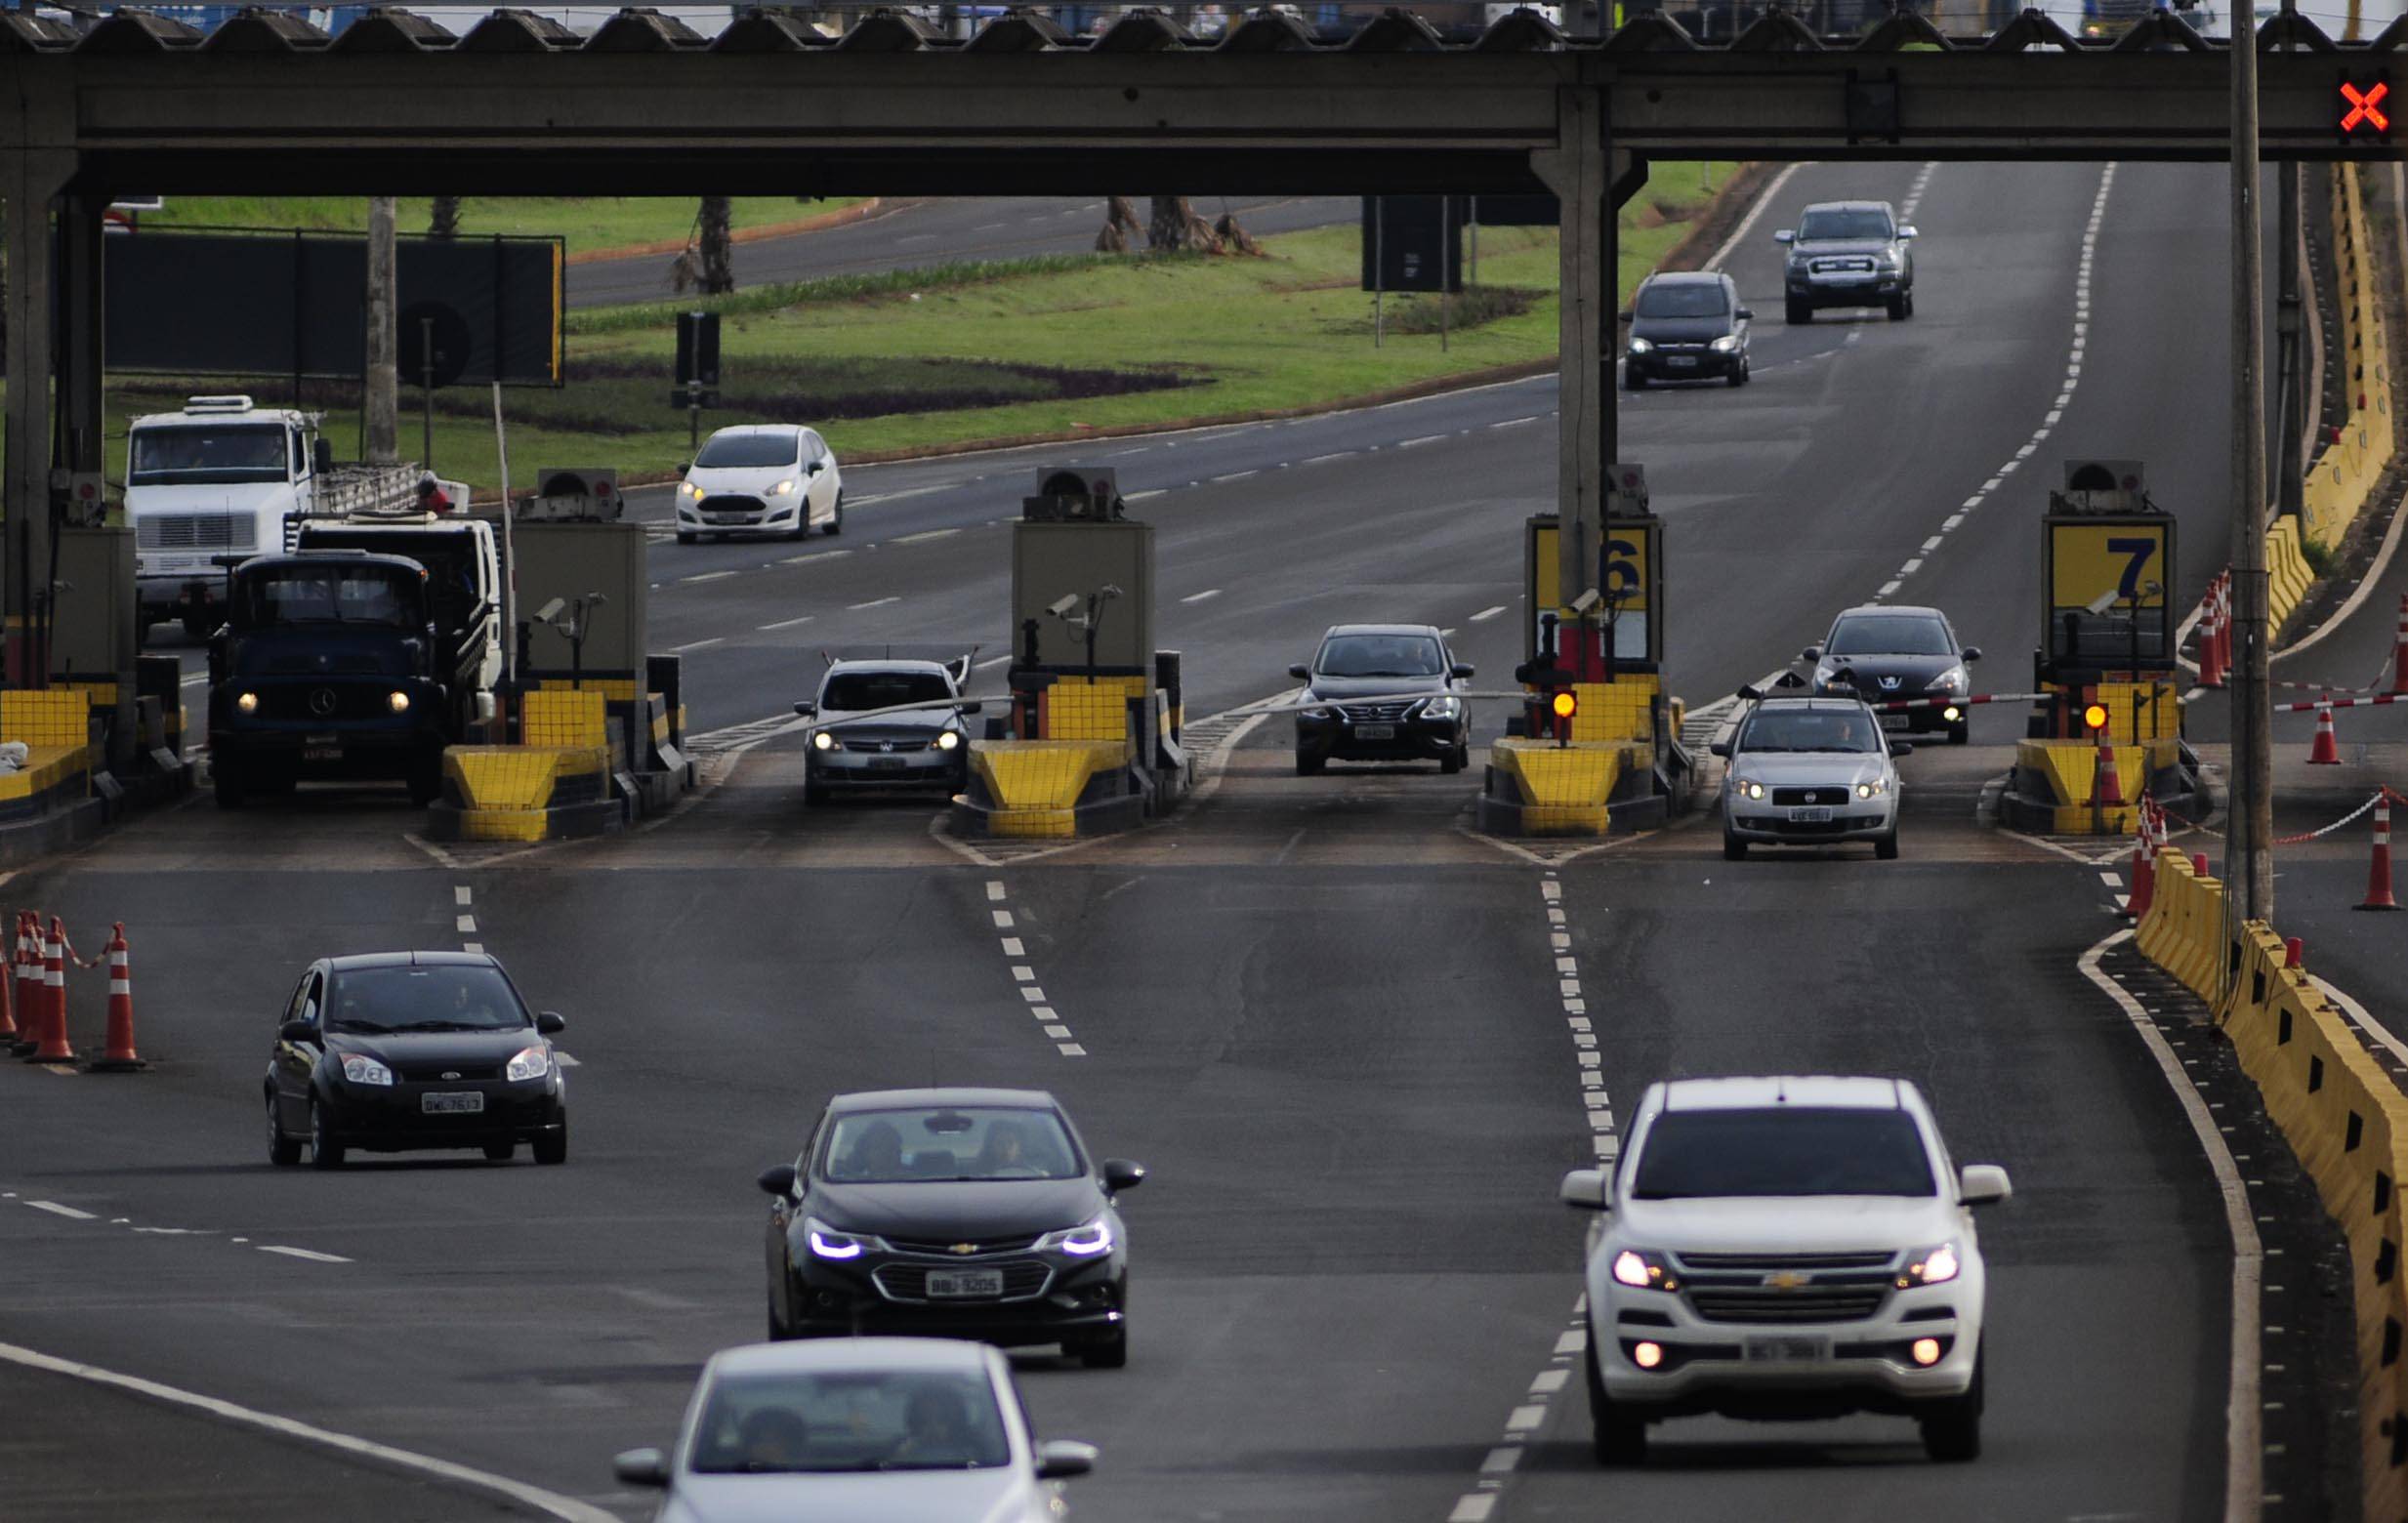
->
[2094, 736, 2126, 808]
[8, 913, 33, 1056]
[86, 923, 145, 1072]
[27, 916, 73, 1064]
[2198, 577, 2228, 689]
[2310, 695, 2343, 765]
[2359, 796, 2402, 912]
[2126, 796, 2160, 920]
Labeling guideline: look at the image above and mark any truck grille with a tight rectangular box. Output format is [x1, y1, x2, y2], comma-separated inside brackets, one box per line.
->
[1809, 256, 1877, 274]
[138, 512, 256, 552]
[1677, 1251, 1896, 1271]
[261, 685, 394, 721]
[872, 1258, 1053, 1303]
[1686, 1287, 1889, 1325]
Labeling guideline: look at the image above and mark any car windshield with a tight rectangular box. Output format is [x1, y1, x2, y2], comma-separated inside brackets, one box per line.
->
[130, 423, 289, 485]
[233, 563, 422, 629]
[695, 432, 800, 470]
[1827, 615, 1955, 657]
[1631, 1107, 1936, 1199]
[688, 1368, 1011, 1475]
[325, 965, 528, 1034]
[1798, 208, 1894, 241]
[1635, 282, 1728, 319]
[821, 1107, 1082, 1183]
[1735, 707, 1882, 754]
[821, 671, 955, 713]
[1315, 634, 1445, 679]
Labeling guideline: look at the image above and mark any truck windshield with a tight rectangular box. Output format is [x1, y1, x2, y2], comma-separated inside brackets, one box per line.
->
[235, 564, 422, 629]
[1796, 209, 1893, 241]
[130, 425, 290, 486]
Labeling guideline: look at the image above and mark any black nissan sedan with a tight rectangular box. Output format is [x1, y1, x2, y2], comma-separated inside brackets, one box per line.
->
[265, 952, 568, 1169]
[760, 1088, 1144, 1367]
[1290, 623, 1474, 775]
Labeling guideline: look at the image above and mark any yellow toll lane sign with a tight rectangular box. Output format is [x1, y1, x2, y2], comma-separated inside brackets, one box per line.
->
[2051, 521, 2169, 611]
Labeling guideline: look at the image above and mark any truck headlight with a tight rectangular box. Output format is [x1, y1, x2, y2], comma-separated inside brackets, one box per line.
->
[1899, 1242, 1961, 1288]
[1610, 1248, 1678, 1291]
[388, 691, 410, 714]
[236, 691, 260, 714]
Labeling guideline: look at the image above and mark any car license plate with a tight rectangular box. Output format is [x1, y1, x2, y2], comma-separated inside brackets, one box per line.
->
[1789, 806, 1834, 823]
[926, 1268, 1005, 1298]
[1744, 1335, 1830, 1364]
[707, 514, 752, 525]
[1666, 355, 1698, 367]
[869, 757, 906, 771]
[1880, 712, 1911, 729]
[421, 1091, 484, 1115]
[304, 745, 342, 762]
[1353, 723, 1396, 740]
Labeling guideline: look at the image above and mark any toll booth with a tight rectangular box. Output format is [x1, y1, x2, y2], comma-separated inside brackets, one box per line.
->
[1477, 464, 1690, 837]
[950, 468, 1188, 839]
[2001, 460, 2203, 834]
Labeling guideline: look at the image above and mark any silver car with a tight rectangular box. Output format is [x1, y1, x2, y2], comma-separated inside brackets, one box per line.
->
[1711, 691, 1906, 860]
[613, 1337, 1096, 1523]
[1775, 200, 1917, 324]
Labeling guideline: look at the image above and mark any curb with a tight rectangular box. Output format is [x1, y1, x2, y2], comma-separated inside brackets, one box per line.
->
[566, 197, 888, 268]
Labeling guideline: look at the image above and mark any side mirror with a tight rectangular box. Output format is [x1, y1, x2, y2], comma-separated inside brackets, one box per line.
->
[757, 1164, 798, 1197]
[1034, 1439, 1099, 1480]
[1962, 646, 1982, 662]
[535, 1011, 566, 1036]
[1102, 1158, 1146, 1193]
[1287, 664, 1310, 681]
[807, 459, 823, 474]
[1616, 309, 1635, 323]
[1735, 307, 1755, 321]
[278, 1019, 314, 1045]
[792, 701, 817, 718]
[1959, 1164, 2013, 1206]
[1889, 739, 1915, 758]
[1450, 663, 1475, 680]
[612, 1448, 670, 1488]
[1898, 225, 1920, 240]
[1559, 1168, 1610, 1211]
[1801, 645, 1821, 661]
[675, 461, 692, 475]
[311, 438, 334, 475]
[958, 701, 983, 716]
[1772, 228, 1795, 244]
[1707, 740, 1730, 759]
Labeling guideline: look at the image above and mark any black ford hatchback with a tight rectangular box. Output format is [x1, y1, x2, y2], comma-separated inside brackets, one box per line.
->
[1623, 270, 1753, 389]
[761, 1089, 1145, 1368]
[266, 952, 568, 1169]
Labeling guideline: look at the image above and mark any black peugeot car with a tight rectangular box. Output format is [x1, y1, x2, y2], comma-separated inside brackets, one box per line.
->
[760, 1088, 1144, 1367]
[1290, 623, 1474, 775]
[266, 952, 568, 1169]
[1622, 270, 1753, 390]
[1805, 604, 1982, 744]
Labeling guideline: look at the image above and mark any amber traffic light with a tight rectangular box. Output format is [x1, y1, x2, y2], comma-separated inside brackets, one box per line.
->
[1551, 690, 1579, 720]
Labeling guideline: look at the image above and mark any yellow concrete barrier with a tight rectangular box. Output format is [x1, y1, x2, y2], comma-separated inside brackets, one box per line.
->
[1568, 677, 1657, 745]
[2303, 163, 2395, 556]
[2013, 738, 2176, 834]
[0, 690, 93, 811]
[1041, 676, 1147, 743]
[1489, 739, 1636, 836]
[968, 739, 1127, 838]
[442, 744, 610, 842]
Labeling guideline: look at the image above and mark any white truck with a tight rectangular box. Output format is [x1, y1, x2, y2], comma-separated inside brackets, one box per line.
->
[289, 511, 506, 713]
[124, 394, 442, 641]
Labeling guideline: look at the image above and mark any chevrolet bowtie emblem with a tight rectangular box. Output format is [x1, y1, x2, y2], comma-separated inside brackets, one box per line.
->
[1764, 1271, 1808, 1291]
[951, 1243, 978, 1255]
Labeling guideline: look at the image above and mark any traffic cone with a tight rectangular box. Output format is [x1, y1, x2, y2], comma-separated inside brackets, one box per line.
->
[2285, 937, 2306, 968]
[2310, 695, 2343, 764]
[26, 916, 73, 1064]
[2358, 796, 2402, 912]
[2217, 575, 2236, 679]
[2392, 596, 2408, 695]
[85, 924, 144, 1071]
[2198, 577, 2228, 689]
[2094, 736, 2126, 807]
[2126, 797, 2159, 920]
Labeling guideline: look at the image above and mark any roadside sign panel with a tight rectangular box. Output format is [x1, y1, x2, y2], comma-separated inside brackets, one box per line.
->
[2044, 515, 2174, 671]
[1527, 516, 1662, 667]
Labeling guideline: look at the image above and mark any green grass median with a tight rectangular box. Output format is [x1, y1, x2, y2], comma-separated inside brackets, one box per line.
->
[143, 196, 868, 258]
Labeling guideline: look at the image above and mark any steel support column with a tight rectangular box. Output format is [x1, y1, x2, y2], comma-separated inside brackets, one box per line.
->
[3, 150, 70, 687]
[1533, 85, 1612, 612]
[2230, 14, 2275, 922]
[2275, 162, 2304, 524]
[56, 192, 104, 483]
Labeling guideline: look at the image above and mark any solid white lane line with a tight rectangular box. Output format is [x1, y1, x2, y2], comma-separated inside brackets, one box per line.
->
[848, 597, 900, 611]
[1470, 605, 1508, 622]
[26, 1201, 95, 1220]
[1182, 589, 1224, 604]
[668, 638, 724, 654]
[258, 1245, 352, 1264]
[180, 672, 207, 686]
[757, 615, 815, 632]
[0, 1338, 617, 1523]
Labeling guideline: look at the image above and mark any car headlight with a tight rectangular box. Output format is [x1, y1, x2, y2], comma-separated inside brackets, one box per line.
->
[1609, 1248, 1679, 1292]
[1898, 1242, 1961, 1288]
[1420, 695, 1463, 721]
[680, 481, 701, 498]
[934, 730, 960, 752]
[1710, 335, 1740, 353]
[810, 731, 836, 752]
[340, 1053, 394, 1087]
[1926, 665, 1968, 692]
[1734, 778, 1764, 802]
[388, 690, 410, 714]
[235, 691, 260, 714]
[1299, 706, 1333, 722]
[1626, 337, 1654, 355]
[1855, 779, 1888, 799]
[805, 1217, 888, 1261]
[1036, 1214, 1116, 1257]
[505, 1045, 551, 1083]
[770, 478, 796, 497]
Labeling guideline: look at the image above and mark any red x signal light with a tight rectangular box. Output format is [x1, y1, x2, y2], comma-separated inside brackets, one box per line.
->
[2342, 73, 2391, 141]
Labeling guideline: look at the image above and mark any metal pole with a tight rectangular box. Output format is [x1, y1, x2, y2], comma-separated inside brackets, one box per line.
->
[1470, 196, 1479, 287]
[2276, 0, 2305, 525]
[1373, 195, 1384, 349]
[2230, 4, 2274, 920]
[420, 315, 436, 471]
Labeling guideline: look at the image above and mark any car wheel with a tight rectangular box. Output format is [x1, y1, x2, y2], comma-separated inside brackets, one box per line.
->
[1887, 294, 1910, 321]
[1295, 751, 1325, 776]
[213, 760, 245, 809]
[1948, 720, 1970, 746]
[1623, 367, 1646, 392]
[1723, 832, 1748, 861]
[1876, 826, 1901, 861]
[1918, 1351, 1982, 1461]
[1078, 1329, 1128, 1370]
[407, 757, 443, 808]
[182, 610, 215, 641]
[1786, 297, 1811, 326]
[675, 530, 696, 546]
[309, 1098, 346, 1170]
[804, 777, 831, 806]
[1585, 1342, 1648, 1465]
[1726, 357, 1749, 389]
[533, 1121, 568, 1167]
[1440, 746, 1466, 776]
[267, 1092, 302, 1167]
[824, 492, 844, 536]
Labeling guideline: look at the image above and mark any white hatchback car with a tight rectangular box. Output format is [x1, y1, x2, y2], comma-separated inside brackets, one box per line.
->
[1561, 1076, 2011, 1464]
[677, 425, 844, 544]
[613, 1337, 1095, 1522]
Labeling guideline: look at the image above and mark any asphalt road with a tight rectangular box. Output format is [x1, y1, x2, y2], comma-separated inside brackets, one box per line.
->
[565, 194, 1359, 309]
[12, 159, 2339, 1523]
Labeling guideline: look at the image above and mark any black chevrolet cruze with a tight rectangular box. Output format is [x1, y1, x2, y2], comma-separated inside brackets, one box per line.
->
[760, 1088, 1144, 1367]
[266, 952, 568, 1169]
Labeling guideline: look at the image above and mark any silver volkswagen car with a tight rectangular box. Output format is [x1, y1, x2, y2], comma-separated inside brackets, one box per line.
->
[612, 1337, 1096, 1522]
[1711, 690, 1906, 860]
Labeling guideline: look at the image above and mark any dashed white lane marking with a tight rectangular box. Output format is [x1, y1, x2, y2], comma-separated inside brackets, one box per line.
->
[778, 549, 852, 566]
[1489, 415, 1540, 430]
[667, 637, 724, 654]
[757, 615, 815, 632]
[1123, 489, 1167, 503]
[1447, 1497, 1497, 1523]
[1209, 470, 1258, 483]
[455, 915, 476, 934]
[1470, 605, 1508, 623]
[0, 1339, 619, 1523]
[1181, 589, 1224, 604]
[258, 1245, 352, 1264]
[26, 1201, 95, 1220]
[1302, 451, 1358, 466]
[892, 528, 960, 545]
[848, 596, 900, 611]
[681, 570, 737, 584]
[462, 942, 482, 955]
[1398, 433, 1447, 448]
[986, 882, 1007, 901]
[453, 886, 472, 907]
[180, 671, 208, 687]
[982, 884, 1085, 1058]
[993, 909, 1015, 928]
